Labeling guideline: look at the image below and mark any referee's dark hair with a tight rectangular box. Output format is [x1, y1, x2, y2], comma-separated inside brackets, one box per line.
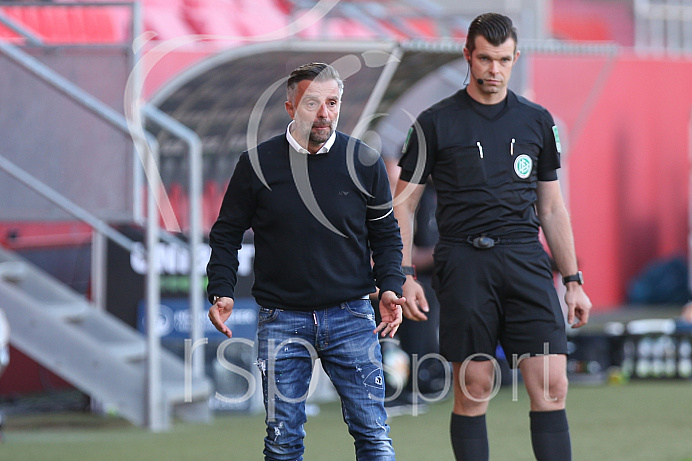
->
[466, 13, 518, 54]
[287, 62, 344, 103]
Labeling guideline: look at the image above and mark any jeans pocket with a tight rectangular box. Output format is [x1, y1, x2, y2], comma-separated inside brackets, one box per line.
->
[257, 307, 279, 325]
[342, 299, 375, 321]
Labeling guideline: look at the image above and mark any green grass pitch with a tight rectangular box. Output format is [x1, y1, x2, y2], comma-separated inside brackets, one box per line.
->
[2, 380, 691, 460]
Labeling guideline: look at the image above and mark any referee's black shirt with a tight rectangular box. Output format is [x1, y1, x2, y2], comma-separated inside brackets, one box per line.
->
[399, 88, 561, 242]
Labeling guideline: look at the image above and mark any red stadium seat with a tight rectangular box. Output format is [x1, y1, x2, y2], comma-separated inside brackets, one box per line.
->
[403, 17, 437, 39]
[552, 15, 611, 41]
[182, 0, 247, 39]
[550, 0, 634, 44]
[232, 0, 288, 38]
[44, 7, 73, 43]
[142, 0, 197, 41]
[99, 5, 131, 43]
[0, 221, 92, 250]
[0, 8, 22, 42]
[297, 16, 376, 39]
[167, 182, 190, 231]
[203, 180, 224, 231]
[0, 5, 121, 44]
[81, 7, 122, 43]
[375, 19, 408, 41]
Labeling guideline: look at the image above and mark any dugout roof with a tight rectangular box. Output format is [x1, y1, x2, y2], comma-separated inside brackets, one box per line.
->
[147, 39, 477, 185]
[147, 38, 616, 189]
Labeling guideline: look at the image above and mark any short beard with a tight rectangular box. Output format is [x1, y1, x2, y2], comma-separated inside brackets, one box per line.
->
[309, 127, 334, 144]
[309, 117, 336, 145]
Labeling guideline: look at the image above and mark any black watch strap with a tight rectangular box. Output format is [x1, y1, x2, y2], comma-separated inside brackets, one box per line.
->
[378, 290, 403, 300]
[401, 265, 417, 279]
[562, 271, 583, 286]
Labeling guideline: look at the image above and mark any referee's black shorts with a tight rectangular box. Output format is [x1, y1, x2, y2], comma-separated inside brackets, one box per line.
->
[432, 240, 568, 366]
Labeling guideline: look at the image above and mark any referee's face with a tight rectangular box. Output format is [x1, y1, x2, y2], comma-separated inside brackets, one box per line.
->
[285, 78, 341, 153]
[465, 36, 519, 104]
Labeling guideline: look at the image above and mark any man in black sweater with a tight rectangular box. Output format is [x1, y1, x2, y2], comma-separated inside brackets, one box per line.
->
[207, 62, 405, 461]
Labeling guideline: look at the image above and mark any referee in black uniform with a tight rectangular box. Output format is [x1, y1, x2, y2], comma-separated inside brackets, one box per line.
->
[393, 13, 592, 461]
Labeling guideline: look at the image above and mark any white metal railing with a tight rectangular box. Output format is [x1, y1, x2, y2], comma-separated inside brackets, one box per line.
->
[285, 0, 549, 40]
[0, 2, 206, 431]
[635, 0, 692, 54]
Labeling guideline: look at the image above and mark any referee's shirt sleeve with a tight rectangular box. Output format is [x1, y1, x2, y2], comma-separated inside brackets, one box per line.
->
[366, 153, 405, 296]
[538, 110, 561, 181]
[398, 110, 436, 185]
[206, 152, 255, 304]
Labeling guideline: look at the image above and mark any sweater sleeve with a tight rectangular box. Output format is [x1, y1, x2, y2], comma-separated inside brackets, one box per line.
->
[366, 153, 405, 296]
[206, 152, 255, 303]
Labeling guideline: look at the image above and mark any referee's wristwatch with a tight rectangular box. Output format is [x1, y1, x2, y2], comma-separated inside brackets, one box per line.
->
[401, 265, 417, 279]
[562, 271, 584, 286]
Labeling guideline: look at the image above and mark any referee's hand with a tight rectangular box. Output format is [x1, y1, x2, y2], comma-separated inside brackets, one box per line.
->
[566, 286, 591, 329]
[401, 276, 429, 321]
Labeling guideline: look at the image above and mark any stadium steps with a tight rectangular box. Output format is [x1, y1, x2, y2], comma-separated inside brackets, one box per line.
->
[0, 246, 212, 427]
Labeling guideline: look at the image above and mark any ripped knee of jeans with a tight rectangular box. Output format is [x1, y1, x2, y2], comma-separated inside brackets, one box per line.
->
[255, 359, 267, 377]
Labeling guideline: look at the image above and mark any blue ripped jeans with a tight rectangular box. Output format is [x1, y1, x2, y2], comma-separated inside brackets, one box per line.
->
[256, 299, 395, 461]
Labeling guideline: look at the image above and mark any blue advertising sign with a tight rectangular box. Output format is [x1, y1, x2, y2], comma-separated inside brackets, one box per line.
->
[137, 297, 259, 341]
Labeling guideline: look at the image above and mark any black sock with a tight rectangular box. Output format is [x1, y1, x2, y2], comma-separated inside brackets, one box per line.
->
[530, 409, 572, 461]
[450, 413, 489, 461]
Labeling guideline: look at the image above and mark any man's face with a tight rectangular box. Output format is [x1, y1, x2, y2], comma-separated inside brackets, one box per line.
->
[465, 35, 519, 101]
[285, 78, 341, 152]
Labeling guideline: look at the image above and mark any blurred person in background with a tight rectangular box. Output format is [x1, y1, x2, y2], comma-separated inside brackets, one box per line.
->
[380, 156, 447, 410]
[681, 301, 692, 323]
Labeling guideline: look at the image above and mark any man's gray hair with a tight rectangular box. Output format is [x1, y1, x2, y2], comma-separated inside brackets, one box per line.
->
[286, 62, 344, 103]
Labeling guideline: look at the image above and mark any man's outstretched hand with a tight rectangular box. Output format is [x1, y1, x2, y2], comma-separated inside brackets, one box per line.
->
[375, 291, 405, 338]
[208, 296, 234, 338]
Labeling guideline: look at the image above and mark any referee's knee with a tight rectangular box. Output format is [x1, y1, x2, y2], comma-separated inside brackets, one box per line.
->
[549, 373, 569, 402]
[452, 361, 496, 414]
[530, 373, 568, 411]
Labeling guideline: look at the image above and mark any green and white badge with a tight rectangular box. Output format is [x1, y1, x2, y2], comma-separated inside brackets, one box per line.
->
[552, 125, 562, 154]
[514, 154, 532, 179]
[401, 127, 413, 154]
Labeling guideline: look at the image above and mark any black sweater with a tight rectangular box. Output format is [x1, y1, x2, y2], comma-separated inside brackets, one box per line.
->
[206, 132, 404, 311]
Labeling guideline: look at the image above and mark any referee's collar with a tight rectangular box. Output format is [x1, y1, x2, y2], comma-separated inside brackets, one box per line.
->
[461, 87, 516, 107]
[286, 121, 336, 155]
